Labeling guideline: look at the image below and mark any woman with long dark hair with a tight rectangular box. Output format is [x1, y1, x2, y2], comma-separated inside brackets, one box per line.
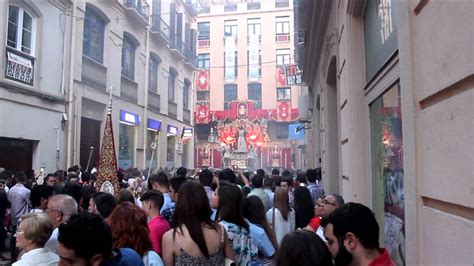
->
[162, 181, 235, 265]
[243, 196, 279, 260]
[212, 181, 258, 265]
[266, 188, 295, 244]
[293, 186, 315, 229]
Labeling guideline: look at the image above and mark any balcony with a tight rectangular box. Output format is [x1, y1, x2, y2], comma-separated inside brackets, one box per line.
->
[148, 91, 160, 113]
[183, 108, 191, 124]
[170, 39, 186, 60]
[123, 0, 149, 25]
[150, 14, 170, 44]
[81, 56, 107, 91]
[168, 100, 178, 119]
[183, 43, 197, 68]
[275, 0, 290, 8]
[224, 3, 237, 12]
[121, 76, 138, 103]
[276, 34, 291, 43]
[247, 35, 262, 44]
[247, 2, 261, 10]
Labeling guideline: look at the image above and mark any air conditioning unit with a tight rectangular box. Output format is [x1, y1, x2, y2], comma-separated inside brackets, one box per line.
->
[276, 34, 290, 43]
[198, 39, 210, 47]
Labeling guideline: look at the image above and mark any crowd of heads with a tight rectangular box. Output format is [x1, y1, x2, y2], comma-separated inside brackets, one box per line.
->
[0, 165, 391, 266]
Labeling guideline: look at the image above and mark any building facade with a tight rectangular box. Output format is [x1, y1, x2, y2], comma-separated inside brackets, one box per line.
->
[0, 0, 197, 173]
[295, 0, 473, 264]
[194, 0, 303, 171]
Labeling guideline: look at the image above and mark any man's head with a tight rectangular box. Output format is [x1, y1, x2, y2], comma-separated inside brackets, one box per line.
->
[46, 194, 78, 228]
[321, 202, 380, 266]
[198, 169, 213, 187]
[15, 171, 27, 184]
[67, 172, 79, 183]
[250, 174, 264, 189]
[271, 168, 280, 176]
[306, 168, 319, 183]
[169, 176, 187, 202]
[218, 168, 236, 183]
[321, 194, 345, 218]
[280, 177, 292, 190]
[148, 173, 169, 193]
[57, 213, 112, 266]
[263, 177, 273, 190]
[176, 167, 187, 177]
[45, 174, 57, 186]
[30, 185, 55, 210]
[140, 190, 164, 217]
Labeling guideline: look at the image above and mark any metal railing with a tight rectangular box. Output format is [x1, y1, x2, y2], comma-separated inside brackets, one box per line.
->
[123, 0, 149, 21]
[121, 76, 138, 103]
[148, 91, 160, 113]
[150, 14, 170, 42]
[82, 55, 107, 90]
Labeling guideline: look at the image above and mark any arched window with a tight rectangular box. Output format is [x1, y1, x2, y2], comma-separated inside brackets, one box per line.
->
[7, 5, 35, 55]
[121, 34, 136, 80]
[148, 54, 161, 93]
[168, 67, 178, 101]
[83, 6, 105, 63]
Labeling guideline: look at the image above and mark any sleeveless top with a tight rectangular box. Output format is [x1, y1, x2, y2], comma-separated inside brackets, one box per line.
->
[174, 225, 225, 266]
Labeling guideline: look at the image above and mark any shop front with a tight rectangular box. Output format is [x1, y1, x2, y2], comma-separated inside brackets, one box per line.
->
[119, 110, 139, 170]
[146, 119, 161, 170]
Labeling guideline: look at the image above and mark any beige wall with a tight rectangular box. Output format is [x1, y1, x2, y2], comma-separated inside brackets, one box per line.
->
[197, 1, 298, 111]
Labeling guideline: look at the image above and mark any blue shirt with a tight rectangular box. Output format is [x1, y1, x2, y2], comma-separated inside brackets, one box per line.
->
[160, 193, 174, 214]
[105, 248, 144, 266]
[247, 221, 275, 257]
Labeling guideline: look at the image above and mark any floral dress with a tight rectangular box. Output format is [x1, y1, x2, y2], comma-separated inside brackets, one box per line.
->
[220, 221, 258, 266]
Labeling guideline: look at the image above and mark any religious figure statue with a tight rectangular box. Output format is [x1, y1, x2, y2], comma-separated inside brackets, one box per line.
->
[236, 127, 248, 153]
[247, 144, 257, 160]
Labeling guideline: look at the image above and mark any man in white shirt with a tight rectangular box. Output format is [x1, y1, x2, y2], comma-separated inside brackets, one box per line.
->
[248, 173, 270, 211]
[45, 194, 78, 253]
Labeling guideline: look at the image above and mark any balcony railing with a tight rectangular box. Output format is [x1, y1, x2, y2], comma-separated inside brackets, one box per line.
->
[150, 14, 171, 43]
[247, 2, 261, 10]
[275, 0, 290, 8]
[183, 43, 196, 67]
[183, 108, 191, 124]
[224, 3, 237, 12]
[121, 76, 138, 103]
[168, 100, 178, 118]
[82, 56, 107, 90]
[123, 0, 149, 22]
[148, 91, 160, 113]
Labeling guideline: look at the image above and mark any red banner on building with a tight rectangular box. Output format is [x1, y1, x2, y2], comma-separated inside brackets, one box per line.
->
[195, 104, 210, 124]
[196, 69, 210, 91]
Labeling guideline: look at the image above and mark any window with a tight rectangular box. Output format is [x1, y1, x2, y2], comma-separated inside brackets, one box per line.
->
[277, 87, 291, 101]
[149, 55, 160, 93]
[183, 80, 190, 109]
[197, 22, 210, 40]
[168, 68, 177, 101]
[197, 91, 210, 101]
[224, 20, 238, 37]
[276, 122, 289, 139]
[121, 35, 136, 80]
[275, 16, 290, 35]
[197, 53, 210, 69]
[275, 0, 289, 8]
[224, 51, 238, 78]
[83, 6, 105, 63]
[248, 83, 262, 109]
[276, 49, 291, 65]
[247, 50, 262, 77]
[7, 5, 35, 55]
[247, 18, 261, 36]
[224, 84, 237, 110]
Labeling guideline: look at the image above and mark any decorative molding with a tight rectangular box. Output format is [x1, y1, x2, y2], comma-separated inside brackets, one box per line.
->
[346, 0, 366, 18]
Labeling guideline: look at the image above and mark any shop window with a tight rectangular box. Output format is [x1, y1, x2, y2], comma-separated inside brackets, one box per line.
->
[370, 83, 405, 265]
[119, 123, 136, 169]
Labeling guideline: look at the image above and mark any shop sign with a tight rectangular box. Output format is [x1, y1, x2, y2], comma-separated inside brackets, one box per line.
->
[285, 65, 304, 85]
[182, 128, 193, 139]
[5, 48, 34, 86]
[147, 119, 161, 131]
[167, 125, 178, 136]
[120, 110, 139, 126]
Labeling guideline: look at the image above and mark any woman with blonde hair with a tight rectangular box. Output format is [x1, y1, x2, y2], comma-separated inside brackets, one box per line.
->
[266, 187, 295, 244]
[13, 212, 58, 265]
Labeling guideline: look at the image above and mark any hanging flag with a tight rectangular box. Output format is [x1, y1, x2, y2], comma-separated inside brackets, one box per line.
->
[225, 36, 236, 82]
[196, 69, 210, 91]
[248, 34, 259, 81]
[276, 66, 286, 87]
[95, 112, 120, 195]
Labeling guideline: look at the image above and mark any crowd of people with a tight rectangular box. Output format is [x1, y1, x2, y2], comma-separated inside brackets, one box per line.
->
[0, 166, 395, 266]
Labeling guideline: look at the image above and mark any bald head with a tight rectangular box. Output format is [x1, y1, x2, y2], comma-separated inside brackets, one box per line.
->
[47, 194, 78, 227]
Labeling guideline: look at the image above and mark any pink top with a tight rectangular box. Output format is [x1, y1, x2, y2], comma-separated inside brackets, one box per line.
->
[148, 216, 171, 255]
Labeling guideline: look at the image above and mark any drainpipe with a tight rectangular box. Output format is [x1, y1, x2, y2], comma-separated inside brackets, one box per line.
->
[143, 17, 151, 170]
[66, 0, 77, 168]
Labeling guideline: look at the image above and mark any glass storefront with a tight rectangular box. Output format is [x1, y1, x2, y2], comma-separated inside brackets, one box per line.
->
[370, 83, 405, 265]
[119, 123, 136, 170]
[146, 130, 159, 170]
